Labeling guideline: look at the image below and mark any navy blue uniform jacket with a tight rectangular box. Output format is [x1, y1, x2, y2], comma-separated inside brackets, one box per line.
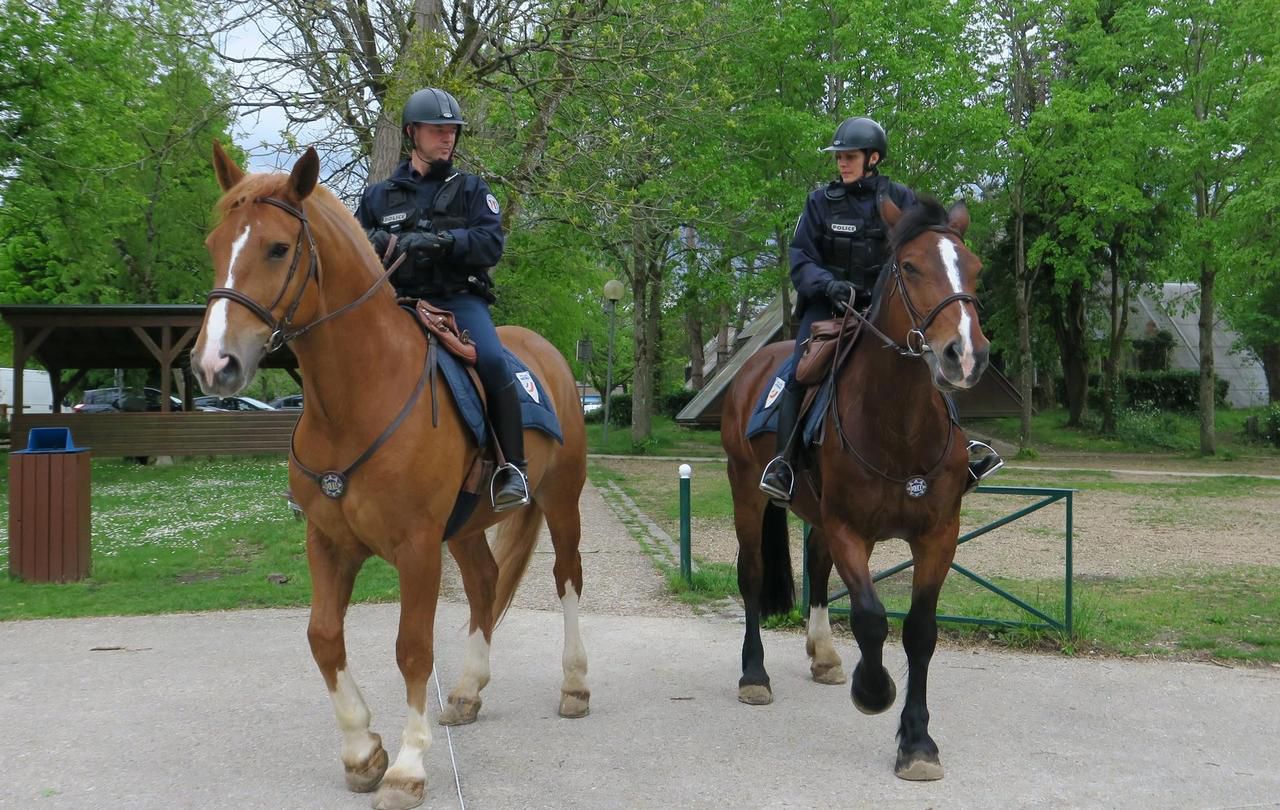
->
[789, 173, 916, 316]
[355, 160, 505, 276]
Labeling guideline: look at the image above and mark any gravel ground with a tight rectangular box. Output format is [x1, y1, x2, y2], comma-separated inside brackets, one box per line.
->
[598, 457, 1280, 581]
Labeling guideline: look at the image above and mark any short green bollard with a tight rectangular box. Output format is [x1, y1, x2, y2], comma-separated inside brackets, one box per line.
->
[679, 463, 692, 585]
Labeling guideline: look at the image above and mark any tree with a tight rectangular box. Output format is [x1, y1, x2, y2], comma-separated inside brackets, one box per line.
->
[0, 0, 236, 308]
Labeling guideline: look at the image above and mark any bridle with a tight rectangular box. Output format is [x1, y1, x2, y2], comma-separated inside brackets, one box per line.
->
[826, 223, 981, 497]
[206, 196, 402, 353]
[849, 224, 980, 358]
[204, 195, 417, 501]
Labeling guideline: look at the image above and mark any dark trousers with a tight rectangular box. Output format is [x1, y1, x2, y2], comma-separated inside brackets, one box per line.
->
[788, 299, 836, 393]
[427, 292, 525, 465]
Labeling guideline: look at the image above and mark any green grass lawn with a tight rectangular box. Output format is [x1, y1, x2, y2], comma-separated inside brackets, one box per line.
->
[590, 458, 1280, 665]
[586, 415, 724, 457]
[972, 406, 1280, 461]
[0, 456, 401, 619]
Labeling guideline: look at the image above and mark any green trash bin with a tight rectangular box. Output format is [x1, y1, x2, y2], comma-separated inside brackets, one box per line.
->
[8, 427, 91, 582]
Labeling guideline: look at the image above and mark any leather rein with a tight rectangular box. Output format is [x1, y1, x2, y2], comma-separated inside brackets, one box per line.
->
[828, 224, 980, 495]
[205, 196, 424, 499]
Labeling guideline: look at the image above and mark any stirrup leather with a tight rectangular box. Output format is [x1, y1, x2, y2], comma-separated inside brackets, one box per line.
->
[491, 462, 531, 511]
[965, 440, 1004, 493]
[758, 456, 795, 501]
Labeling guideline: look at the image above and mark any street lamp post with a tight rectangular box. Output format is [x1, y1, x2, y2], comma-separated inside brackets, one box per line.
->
[602, 279, 624, 443]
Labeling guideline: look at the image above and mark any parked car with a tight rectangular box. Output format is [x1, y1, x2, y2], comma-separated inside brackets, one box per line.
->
[193, 395, 277, 412]
[269, 394, 304, 410]
[581, 394, 602, 414]
[74, 387, 184, 413]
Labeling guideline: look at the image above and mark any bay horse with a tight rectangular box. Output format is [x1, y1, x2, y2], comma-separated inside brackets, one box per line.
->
[721, 196, 988, 781]
[193, 144, 589, 810]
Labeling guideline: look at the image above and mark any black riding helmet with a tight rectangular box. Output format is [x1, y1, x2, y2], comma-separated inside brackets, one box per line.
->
[821, 117, 888, 159]
[401, 87, 467, 130]
[402, 88, 466, 161]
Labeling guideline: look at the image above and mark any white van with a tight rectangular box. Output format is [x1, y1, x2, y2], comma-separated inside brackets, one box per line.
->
[0, 367, 56, 414]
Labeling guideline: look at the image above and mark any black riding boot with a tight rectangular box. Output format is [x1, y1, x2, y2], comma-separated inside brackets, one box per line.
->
[489, 380, 530, 511]
[759, 385, 803, 502]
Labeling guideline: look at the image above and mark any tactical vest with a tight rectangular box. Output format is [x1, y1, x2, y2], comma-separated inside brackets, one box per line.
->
[379, 172, 483, 297]
[819, 185, 890, 291]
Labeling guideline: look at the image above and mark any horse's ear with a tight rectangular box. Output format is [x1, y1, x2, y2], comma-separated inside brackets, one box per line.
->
[212, 140, 245, 192]
[880, 195, 903, 228]
[947, 200, 970, 238]
[289, 147, 319, 201]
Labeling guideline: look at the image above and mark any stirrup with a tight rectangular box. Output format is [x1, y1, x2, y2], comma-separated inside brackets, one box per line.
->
[965, 440, 1004, 493]
[758, 456, 795, 502]
[491, 462, 531, 512]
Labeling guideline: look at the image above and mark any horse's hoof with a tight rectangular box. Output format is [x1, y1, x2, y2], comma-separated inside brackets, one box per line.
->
[810, 661, 847, 685]
[738, 684, 773, 705]
[895, 749, 944, 781]
[438, 697, 481, 726]
[372, 776, 425, 810]
[850, 664, 897, 715]
[344, 739, 388, 793]
[559, 689, 591, 718]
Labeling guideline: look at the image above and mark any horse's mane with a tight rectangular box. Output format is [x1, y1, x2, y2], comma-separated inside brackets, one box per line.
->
[865, 195, 951, 324]
[888, 195, 950, 253]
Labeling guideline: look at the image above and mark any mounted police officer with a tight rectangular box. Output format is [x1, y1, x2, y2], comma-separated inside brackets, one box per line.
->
[759, 116, 917, 502]
[357, 87, 530, 511]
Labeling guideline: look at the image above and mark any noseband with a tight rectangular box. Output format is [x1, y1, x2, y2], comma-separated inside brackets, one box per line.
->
[206, 196, 402, 353]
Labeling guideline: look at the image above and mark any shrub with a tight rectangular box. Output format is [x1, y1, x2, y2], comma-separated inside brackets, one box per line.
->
[606, 393, 632, 427]
[660, 390, 698, 417]
[1055, 371, 1229, 413]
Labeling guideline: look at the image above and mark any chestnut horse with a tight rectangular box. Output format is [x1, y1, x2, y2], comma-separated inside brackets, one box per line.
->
[721, 197, 988, 781]
[193, 144, 589, 810]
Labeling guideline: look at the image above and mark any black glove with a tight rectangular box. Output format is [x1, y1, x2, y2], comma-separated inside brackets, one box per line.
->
[825, 279, 856, 313]
[367, 229, 393, 263]
[400, 230, 454, 255]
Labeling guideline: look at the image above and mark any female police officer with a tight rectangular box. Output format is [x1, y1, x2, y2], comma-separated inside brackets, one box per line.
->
[357, 88, 529, 511]
[758, 117, 917, 502]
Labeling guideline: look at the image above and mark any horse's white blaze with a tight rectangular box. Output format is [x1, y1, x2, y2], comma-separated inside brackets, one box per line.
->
[561, 585, 588, 690]
[807, 605, 834, 649]
[199, 222, 251, 377]
[329, 667, 380, 767]
[937, 235, 976, 379]
[385, 703, 432, 783]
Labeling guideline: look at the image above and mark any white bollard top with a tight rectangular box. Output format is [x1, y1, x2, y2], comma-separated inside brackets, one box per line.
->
[678, 463, 693, 479]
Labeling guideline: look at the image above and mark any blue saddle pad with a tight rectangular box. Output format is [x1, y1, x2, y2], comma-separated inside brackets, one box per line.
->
[435, 348, 563, 446]
[744, 355, 831, 447]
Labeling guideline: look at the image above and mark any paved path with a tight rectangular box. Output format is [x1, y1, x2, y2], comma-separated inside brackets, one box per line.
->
[2, 480, 1278, 809]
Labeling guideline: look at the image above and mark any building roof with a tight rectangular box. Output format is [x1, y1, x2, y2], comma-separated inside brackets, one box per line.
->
[0, 304, 298, 372]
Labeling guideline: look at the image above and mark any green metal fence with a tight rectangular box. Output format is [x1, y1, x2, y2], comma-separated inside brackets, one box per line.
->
[802, 485, 1075, 632]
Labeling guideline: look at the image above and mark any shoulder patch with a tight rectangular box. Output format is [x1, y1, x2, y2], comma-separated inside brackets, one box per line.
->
[485, 194, 500, 214]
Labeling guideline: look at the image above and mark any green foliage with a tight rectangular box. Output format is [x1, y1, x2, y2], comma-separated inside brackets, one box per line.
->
[0, 0, 234, 308]
[1056, 371, 1229, 413]
[606, 393, 632, 427]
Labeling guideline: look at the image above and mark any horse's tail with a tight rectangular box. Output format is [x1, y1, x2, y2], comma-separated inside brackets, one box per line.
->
[759, 502, 795, 619]
[490, 502, 545, 626]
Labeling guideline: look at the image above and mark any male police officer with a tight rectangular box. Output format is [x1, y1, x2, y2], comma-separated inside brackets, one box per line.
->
[759, 117, 917, 502]
[357, 87, 529, 511]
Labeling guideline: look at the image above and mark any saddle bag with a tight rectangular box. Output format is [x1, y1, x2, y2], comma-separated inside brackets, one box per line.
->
[409, 299, 477, 366]
[795, 318, 846, 385]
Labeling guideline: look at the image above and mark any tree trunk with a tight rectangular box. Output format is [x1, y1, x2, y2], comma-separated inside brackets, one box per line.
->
[1101, 252, 1130, 435]
[1013, 201, 1033, 451]
[369, 0, 445, 183]
[630, 250, 661, 444]
[1198, 260, 1217, 454]
[1051, 277, 1089, 428]
[687, 310, 705, 390]
[1261, 343, 1280, 404]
